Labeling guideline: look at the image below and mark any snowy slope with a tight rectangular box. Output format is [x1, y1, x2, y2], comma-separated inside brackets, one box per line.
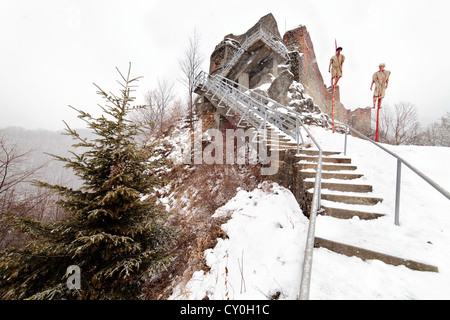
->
[307, 126, 450, 299]
[169, 181, 308, 300]
[170, 125, 450, 300]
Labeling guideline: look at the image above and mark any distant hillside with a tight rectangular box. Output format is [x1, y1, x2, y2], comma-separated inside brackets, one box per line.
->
[1, 126, 94, 189]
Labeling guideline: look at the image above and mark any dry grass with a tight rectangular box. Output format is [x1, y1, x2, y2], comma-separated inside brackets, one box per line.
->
[141, 114, 269, 299]
[142, 161, 266, 300]
[143, 153, 268, 298]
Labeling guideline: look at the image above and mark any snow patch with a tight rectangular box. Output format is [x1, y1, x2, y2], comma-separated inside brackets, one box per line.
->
[170, 182, 308, 300]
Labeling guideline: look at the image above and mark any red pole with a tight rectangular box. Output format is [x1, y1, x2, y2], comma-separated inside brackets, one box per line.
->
[332, 85, 335, 133]
[375, 105, 380, 142]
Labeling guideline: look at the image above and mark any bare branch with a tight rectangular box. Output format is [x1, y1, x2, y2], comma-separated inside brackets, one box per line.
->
[373, 102, 421, 145]
[178, 29, 205, 130]
[0, 133, 47, 195]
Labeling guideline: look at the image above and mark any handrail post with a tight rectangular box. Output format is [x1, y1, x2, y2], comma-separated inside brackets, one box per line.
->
[318, 152, 322, 209]
[395, 159, 402, 226]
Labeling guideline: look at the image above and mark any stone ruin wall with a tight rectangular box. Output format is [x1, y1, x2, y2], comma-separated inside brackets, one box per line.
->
[210, 37, 240, 75]
[206, 15, 371, 135]
[210, 45, 227, 74]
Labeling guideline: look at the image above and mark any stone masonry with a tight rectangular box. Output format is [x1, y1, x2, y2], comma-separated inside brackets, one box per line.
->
[203, 13, 371, 135]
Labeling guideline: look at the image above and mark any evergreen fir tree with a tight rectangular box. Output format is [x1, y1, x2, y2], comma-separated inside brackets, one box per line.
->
[0, 64, 178, 299]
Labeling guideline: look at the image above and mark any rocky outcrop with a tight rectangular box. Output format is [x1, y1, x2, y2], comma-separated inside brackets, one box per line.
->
[210, 13, 282, 76]
[267, 69, 294, 105]
[203, 13, 371, 135]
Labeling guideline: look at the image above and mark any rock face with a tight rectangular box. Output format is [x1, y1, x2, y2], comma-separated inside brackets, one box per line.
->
[267, 69, 294, 105]
[210, 13, 281, 76]
[202, 13, 371, 135]
[283, 25, 371, 135]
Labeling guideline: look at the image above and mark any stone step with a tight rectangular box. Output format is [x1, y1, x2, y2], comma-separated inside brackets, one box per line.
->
[301, 171, 363, 180]
[265, 141, 298, 147]
[314, 237, 439, 272]
[299, 163, 357, 172]
[319, 193, 383, 205]
[320, 206, 384, 220]
[256, 134, 292, 142]
[297, 150, 342, 156]
[269, 147, 302, 152]
[304, 181, 372, 192]
[262, 131, 292, 139]
[297, 155, 352, 164]
[258, 131, 293, 138]
[320, 193, 383, 206]
[245, 125, 291, 139]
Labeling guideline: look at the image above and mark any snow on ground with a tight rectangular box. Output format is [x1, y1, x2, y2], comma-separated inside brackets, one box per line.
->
[170, 181, 309, 300]
[308, 126, 450, 299]
[170, 124, 450, 300]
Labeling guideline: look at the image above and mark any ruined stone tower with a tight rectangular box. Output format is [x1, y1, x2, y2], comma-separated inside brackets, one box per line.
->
[198, 13, 371, 135]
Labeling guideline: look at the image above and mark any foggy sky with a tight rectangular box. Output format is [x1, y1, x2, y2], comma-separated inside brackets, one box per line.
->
[1, 0, 449, 131]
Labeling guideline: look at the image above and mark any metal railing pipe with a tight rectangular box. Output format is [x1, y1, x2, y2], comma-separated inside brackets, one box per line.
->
[298, 164, 320, 300]
[298, 124, 322, 300]
[327, 119, 450, 225]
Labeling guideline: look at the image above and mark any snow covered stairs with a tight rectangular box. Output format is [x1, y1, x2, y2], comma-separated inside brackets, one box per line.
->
[248, 123, 300, 150]
[298, 149, 385, 221]
[313, 237, 438, 272]
[298, 149, 439, 272]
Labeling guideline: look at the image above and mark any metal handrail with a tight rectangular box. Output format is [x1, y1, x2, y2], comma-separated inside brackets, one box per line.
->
[297, 123, 322, 300]
[195, 71, 305, 149]
[328, 119, 450, 225]
[215, 75, 301, 133]
[220, 22, 289, 77]
[194, 70, 323, 300]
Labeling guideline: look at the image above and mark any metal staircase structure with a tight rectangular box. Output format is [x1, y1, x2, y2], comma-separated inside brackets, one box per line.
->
[195, 71, 307, 152]
[219, 22, 290, 77]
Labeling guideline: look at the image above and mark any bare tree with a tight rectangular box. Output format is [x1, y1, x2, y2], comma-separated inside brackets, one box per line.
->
[0, 132, 59, 249]
[167, 98, 186, 123]
[133, 88, 159, 132]
[422, 112, 450, 146]
[133, 79, 175, 133]
[0, 133, 46, 196]
[154, 78, 175, 130]
[178, 29, 204, 130]
[373, 102, 422, 145]
[392, 102, 421, 145]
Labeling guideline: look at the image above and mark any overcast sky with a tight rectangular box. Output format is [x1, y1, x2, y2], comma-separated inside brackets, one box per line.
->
[1, 0, 449, 131]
